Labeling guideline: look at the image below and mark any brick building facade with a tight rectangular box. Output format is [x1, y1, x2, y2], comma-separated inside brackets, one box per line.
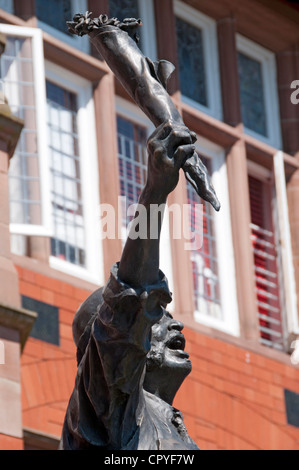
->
[0, 0, 299, 450]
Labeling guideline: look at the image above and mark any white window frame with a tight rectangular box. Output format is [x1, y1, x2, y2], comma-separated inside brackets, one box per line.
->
[192, 138, 239, 336]
[274, 153, 299, 336]
[116, 96, 175, 311]
[237, 34, 282, 149]
[0, 24, 52, 237]
[247, 158, 299, 344]
[137, 0, 157, 60]
[37, 0, 90, 54]
[174, 0, 222, 120]
[46, 60, 104, 285]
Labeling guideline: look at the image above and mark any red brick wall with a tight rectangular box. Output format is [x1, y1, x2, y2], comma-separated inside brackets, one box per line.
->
[16, 265, 299, 450]
[16, 265, 92, 440]
[0, 434, 23, 450]
[175, 329, 299, 450]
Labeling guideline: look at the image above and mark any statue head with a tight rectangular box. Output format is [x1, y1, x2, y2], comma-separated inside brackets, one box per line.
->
[73, 291, 191, 404]
[143, 309, 192, 404]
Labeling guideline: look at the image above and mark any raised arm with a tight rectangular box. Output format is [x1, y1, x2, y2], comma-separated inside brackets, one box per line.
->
[67, 13, 220, 212]
[118, 120, 195, 287]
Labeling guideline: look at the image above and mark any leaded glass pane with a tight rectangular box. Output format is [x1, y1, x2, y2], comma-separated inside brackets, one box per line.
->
[117, 115, 147, 239]
[176, 17, 207, 106]
[108, 0, 145, 51]
[187, 158, 221, 320]
[109, 0, 139, 21]
[47, 80, 86, 267]
[36, 0, 72, 34]
[238, 52, 267, 137]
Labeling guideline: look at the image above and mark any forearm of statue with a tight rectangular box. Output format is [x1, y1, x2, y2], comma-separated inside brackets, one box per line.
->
[118, 121, 195, 288]
[67, 13, 220, 212]
[118, 185, 166, 287]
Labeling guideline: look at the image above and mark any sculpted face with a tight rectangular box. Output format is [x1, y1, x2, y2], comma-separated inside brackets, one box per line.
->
[147, 310, 192, 374]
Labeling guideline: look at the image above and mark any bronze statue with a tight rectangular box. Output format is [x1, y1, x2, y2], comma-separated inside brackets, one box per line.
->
[59, 12, 220, 451]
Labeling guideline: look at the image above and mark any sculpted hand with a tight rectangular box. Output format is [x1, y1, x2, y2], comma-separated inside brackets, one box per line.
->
[146, 121, 196, 199]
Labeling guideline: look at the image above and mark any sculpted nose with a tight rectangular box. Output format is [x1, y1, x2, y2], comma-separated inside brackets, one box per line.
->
[168, 319, 184, 332]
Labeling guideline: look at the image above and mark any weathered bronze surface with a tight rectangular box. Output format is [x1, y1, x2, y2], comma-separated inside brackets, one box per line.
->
[59, 13, 219, 450]
[67, 12, 220, 212]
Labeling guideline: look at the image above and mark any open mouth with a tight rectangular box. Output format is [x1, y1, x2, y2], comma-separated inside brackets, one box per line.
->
[167, 334, 186, 352]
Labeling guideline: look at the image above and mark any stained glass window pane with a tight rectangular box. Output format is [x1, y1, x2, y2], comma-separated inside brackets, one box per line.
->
[238, 52, 267, 137]
[176, 17, 207, 106]
[36, 0, 72, 34]
[187, 158, 221, 319]
[108, 0, 145, 51]
[109, 0, 139, 20]
[117, 115, 147, 240]
[47, 80, 86, 267]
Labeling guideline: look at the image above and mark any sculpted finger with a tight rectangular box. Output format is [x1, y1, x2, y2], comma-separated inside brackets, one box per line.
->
[173, 144, 196, 169]
[167, 128, 193, 153]
[147, 120, 174, 153]
[190, 131, 197, 144]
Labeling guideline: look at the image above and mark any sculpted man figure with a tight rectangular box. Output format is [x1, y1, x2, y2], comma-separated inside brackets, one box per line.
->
[59, 12, 220, 450]
[59, 121, 199, 450]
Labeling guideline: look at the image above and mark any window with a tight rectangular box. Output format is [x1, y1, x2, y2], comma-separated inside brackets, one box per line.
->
[117, 113, 148, 237]
[0, 25, 51, 236]
[188, 179, 221, 319]
[115, 98, 175, 306]
[176, 18, 207, 107]
[36, 0, 90, 54]
[284, 389, 299, 428]
[248, 174, 285, 350]
[22, 296, 60, 346]
[238, 53, 267, 136]
[1, 26, 103, 283]
[174, 0, 222, 119]
[0, 0, 14, 14]
[47, 80, 85, 267]
[36, 0, 72, 34]
[188, 139, 238, 335]
[46, 61, 103, 284]
[108, 0, 157, 60]
[237, 35, 281, 148]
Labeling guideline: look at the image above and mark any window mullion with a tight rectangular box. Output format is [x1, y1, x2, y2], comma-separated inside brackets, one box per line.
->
[273, 152, 299, 338]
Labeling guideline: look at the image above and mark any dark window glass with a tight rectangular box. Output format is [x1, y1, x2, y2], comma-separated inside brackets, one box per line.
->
[108, 0, 145, 51]
[36, 0, 72, 34]
[284, 389, 299, 427]
[176, 17, 207, 106]
[108, 0, 139, 21]
[22, 296, 60, 346]
[238, 52, 267, 137]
